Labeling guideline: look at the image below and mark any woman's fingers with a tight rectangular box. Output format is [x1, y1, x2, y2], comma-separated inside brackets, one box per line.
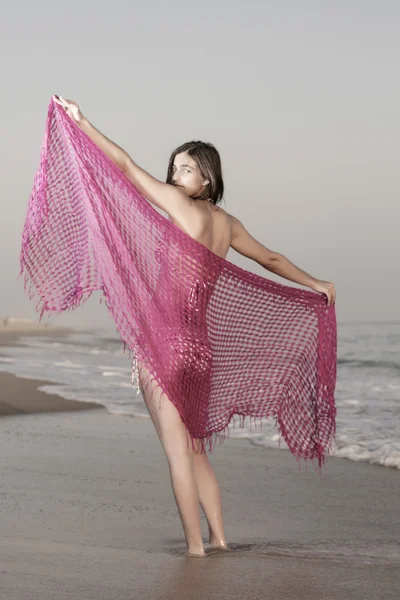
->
[53, 95, 69, 111]
[53, 95, 82, 123]
[55, 96, 74, 112]
[324, 282, 335, 306]
[59, 96, 71, 109]
[328, 284, 336, 306]
[311, 279, 336, 306]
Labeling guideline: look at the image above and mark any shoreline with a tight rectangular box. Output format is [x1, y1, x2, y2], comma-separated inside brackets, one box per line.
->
[0, 372, 104, 416]
[0, 324, 86, 347]
[0, 324, 76, 348]
[0, 326, 106, 416]
[1, 325, 399, 473]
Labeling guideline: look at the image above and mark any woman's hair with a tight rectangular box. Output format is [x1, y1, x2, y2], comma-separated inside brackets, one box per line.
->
[166, 141, 224, 206]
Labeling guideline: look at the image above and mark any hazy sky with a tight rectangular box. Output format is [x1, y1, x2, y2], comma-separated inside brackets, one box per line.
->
[1, 1, 399, 331]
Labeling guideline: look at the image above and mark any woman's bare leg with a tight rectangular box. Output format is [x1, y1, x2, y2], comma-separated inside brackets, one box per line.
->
[192, 448, 228, 549]
[138, 362, 205, 557]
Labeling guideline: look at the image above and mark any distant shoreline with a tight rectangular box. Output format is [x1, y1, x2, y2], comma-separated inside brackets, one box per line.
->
[0, 371, 104, 416]
[0, 321, 100, 346]
[0, 324, 74, 347]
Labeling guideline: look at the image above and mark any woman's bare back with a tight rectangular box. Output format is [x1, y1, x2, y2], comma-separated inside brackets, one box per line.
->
[168, 201, 232, 260]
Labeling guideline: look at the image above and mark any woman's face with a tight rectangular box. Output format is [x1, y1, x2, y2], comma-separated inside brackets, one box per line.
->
[171, 151, 207, 198]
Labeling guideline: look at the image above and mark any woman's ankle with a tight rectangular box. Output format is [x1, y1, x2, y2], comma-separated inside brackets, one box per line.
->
[186, 544, 206, 557]
[209, 535, 227, 548]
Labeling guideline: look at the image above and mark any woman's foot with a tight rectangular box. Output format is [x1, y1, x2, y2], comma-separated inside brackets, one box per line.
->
[208, 538, 229, 551]
[209, 537, 228, 550]
[186, 548, 207, 558]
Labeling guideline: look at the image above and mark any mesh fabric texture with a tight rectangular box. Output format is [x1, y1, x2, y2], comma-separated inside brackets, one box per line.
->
[20, 99, 337, 469]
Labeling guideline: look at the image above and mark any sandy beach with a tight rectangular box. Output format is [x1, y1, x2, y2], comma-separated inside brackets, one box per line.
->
[0, 329, 399, 599]
[0, 321, 80, 345]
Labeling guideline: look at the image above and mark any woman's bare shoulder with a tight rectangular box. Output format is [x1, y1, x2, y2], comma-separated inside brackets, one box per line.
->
[215, 205, 232, 218]
[227, 213, 278, 266]
[220, 208, 239, 228]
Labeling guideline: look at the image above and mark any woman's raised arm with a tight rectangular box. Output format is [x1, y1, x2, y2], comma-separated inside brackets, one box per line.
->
[53, 96, 188, 215]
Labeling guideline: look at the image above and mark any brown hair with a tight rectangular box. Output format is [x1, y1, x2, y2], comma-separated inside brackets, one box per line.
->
[166, 141, 224, 206]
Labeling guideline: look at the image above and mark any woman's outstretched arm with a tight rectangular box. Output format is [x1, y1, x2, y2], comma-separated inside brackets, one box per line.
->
[52, 96, 187, 215]
[230, 215, 336, 305]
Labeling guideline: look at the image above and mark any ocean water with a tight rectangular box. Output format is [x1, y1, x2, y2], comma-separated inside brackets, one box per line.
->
[1, 322, 399, 469]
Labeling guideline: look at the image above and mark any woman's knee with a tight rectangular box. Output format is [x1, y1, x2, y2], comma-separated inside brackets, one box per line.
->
[165, 435, 204, 458]
[162, 429, 193, 461]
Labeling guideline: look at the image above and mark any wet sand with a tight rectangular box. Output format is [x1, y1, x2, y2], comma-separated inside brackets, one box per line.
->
[0, 371, 103, 415]
[0, 327, 103, 415]
[0, 331, 399, 598]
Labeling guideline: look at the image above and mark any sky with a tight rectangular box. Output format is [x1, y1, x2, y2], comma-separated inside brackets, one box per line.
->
[1, 0, 399, 331]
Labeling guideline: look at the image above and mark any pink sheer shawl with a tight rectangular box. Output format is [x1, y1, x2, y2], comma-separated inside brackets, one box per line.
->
[19, 99, 337, 469]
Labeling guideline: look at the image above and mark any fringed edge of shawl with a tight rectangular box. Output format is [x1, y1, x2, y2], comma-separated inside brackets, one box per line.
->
[17, 258, 336, 474]
[131, 349, 335, 474]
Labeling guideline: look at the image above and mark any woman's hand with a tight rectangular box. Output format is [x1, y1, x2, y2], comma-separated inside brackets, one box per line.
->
[309, 279, 336, 306]
[53, 95, 84, 124]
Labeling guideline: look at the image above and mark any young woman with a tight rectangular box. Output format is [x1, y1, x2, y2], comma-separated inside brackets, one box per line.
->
[53, 96, 336, 558]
